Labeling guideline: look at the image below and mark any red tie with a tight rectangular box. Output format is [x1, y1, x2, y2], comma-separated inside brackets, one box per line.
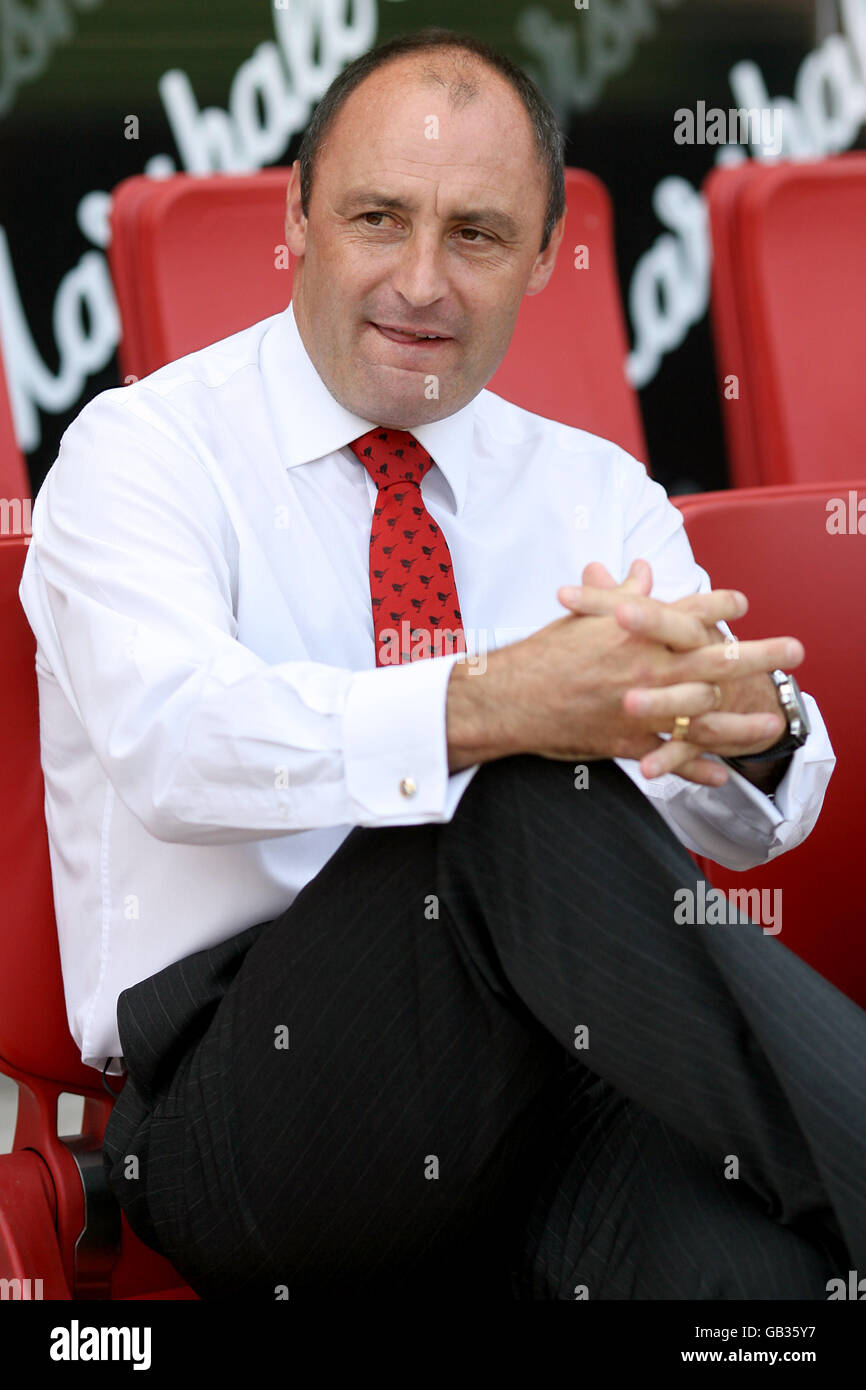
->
[348, 427, 466, 666]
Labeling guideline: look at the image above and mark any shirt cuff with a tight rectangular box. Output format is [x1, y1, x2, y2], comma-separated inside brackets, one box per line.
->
[759, 691, 835, 849]
[617, 692, 835, 869]
[343, 652, 480, 824]
[696, 690, 835, 852]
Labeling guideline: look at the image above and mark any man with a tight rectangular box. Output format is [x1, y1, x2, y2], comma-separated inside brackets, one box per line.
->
[17, 28, 865, 1300]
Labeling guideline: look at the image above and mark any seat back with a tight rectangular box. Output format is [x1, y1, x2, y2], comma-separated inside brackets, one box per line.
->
[704, 155, 866, 486]
[673, 482, 866, 1007]
[110, 170, 294, 386]
[0, 536, 104, 1093]
[0, 531, 198, 1297]
[0, 533, 112, 1296]
[108, 167, 647, 463]
[703, 161, 766, 489]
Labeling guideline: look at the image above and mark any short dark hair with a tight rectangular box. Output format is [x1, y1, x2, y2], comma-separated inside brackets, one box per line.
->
[296, 27, 566, 254]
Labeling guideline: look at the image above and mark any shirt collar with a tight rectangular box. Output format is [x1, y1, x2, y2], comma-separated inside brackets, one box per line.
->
[262, 298, 473, 514]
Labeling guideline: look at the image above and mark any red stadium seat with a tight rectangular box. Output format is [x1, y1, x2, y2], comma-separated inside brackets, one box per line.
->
[704, 154, 866, 487]
[673, 482, 866, 1007]
[703, 160, 766, 489]
[0, 329, 197, 1297]
[108, 167, 648, 465]
[0, 532, 198, 1299]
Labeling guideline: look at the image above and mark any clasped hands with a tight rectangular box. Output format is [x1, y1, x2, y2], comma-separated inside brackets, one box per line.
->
[549, 558, 804, 789]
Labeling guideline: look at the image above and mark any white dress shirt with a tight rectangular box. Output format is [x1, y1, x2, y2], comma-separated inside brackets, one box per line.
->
[18, 299, 835, 1073]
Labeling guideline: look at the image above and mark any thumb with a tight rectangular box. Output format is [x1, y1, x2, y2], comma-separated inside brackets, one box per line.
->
[623, 558, 653, 595]
[556, 560, 618, 613]
[557, 558, 654, 612]
[581, 561, 617, 588]
[580, 559, 653, 593]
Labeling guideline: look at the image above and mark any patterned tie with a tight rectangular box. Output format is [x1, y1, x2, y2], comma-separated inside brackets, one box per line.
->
[348, 427, 466, 666]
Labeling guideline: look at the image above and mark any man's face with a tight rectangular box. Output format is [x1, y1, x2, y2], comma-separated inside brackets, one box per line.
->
[284, 54, 564, 427]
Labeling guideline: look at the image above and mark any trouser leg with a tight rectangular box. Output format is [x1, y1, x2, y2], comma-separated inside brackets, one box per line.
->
[104, 754, 865, 1298]
[433, 755, 865, 1270]
[104, 794, 568, 1299]
[516, 1069, 844, 1300]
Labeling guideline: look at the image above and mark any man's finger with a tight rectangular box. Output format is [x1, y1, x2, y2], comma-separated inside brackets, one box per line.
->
[673, 590, 749, 621]
[666, 710, 785, 752]
[639, 706, 788, 777]
[624, 681, 725, 723]
[580, 561, 617, 589]
[638, 741, 730, 785]
[614, 590, 748, 646]
[581, 558, 651, 590]
[664, 754, 730, 788]
[640, 738, 727, 780]
[558, 558, 653, 611]
[622, 683, 785, 745]
[668, 636, 804, 685]
[559, 589, 747, 650]
[621, 558, 653, 594]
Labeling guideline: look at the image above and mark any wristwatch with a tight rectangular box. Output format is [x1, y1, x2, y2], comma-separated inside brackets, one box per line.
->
[725, 670, 811, 772]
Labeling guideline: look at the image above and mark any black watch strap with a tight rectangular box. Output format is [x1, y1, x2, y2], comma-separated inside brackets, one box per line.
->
[722, 745, 800, 778]
[724, 734, 800, 769]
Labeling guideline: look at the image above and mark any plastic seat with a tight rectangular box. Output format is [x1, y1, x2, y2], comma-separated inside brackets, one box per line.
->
[702, 160, 766, 489]
[108, 167, 648, 465]
[704, 154, 866, 487]
[0, 329, 197, 1297]
[673, 481, 866, 1008]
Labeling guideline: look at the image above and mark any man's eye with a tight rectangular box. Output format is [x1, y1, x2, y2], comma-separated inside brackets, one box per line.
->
[457, 227, 492, 243]
[362, 212, 396, 227]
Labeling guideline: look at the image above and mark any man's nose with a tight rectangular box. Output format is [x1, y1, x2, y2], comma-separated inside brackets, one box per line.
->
[389, 228, 449, 304]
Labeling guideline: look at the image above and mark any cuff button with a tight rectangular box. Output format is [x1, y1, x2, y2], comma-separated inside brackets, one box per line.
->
[399, 777, 417, 797]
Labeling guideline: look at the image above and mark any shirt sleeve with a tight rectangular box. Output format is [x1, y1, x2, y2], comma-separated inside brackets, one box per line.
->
[608, 451, 836, 871]
[18, 389, 480, 845]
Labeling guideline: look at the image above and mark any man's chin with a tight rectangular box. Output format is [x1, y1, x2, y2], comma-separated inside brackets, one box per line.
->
[362, 403, 448, 429]
[347, 370, 458, 426]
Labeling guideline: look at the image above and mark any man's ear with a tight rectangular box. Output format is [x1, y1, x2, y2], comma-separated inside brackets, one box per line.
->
[284, 160, 307, 257]
[525, 209, 566, 298]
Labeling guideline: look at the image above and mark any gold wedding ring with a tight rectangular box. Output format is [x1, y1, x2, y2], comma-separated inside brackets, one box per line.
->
[672, 687, 720, 740]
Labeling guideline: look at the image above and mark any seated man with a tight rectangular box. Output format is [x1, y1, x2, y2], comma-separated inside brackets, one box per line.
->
[18, 27, 864, 1300]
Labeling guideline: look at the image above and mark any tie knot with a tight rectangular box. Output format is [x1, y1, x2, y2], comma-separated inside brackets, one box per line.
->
[347, 427, 433, 489]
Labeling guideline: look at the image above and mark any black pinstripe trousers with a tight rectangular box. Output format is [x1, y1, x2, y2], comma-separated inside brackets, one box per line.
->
[102, 755, 864, 1300]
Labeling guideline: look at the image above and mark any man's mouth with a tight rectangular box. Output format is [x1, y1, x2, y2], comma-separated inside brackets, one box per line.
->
[369, 322, 453, 346]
